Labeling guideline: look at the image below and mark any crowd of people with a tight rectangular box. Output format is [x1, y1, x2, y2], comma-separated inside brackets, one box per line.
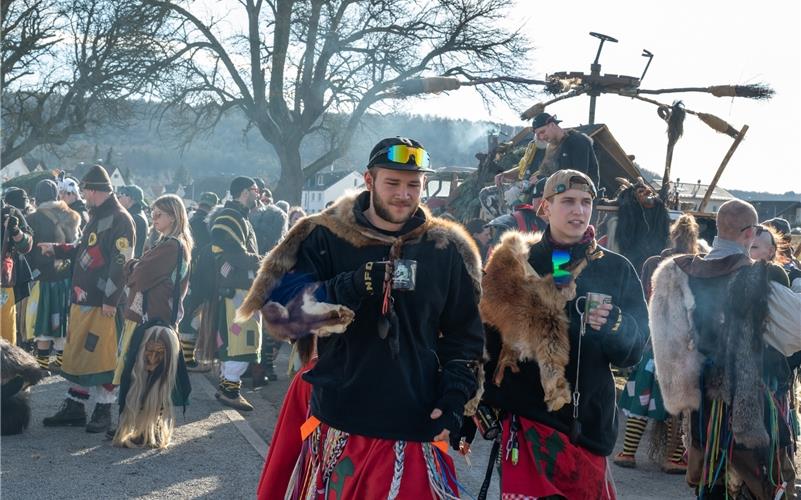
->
[2, 111, 801, 499]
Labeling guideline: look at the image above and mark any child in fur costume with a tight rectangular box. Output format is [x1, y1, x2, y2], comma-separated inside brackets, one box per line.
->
[1, 338, 46, 435]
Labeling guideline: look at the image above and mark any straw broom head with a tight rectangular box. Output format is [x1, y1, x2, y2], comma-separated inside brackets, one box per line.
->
[697, 112, 739, 139]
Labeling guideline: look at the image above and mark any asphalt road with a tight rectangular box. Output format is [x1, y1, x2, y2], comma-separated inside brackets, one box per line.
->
[4, 347, 797, 499]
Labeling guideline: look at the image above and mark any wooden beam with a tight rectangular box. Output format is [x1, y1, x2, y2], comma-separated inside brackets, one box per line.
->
[698, 125, 748, 213]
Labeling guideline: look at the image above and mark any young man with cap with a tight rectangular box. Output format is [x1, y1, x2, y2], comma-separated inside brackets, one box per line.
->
[241, 137, 484, 498]
[478, 169, 648, 499]
[207, 176, 262, 410]
[39, 164, 135, 432]
[117, 185, 149, 258]
[58, 176, 89, 229]
[25, 180, 82, 370]
[529, 112, 600, 189]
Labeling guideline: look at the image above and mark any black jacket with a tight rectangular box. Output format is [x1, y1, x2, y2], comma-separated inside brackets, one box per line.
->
[127, 201, 149, 258]
[482, 228, 648, 456]
[272, 192, 484, 442]
[210, 200, 260, 290]
[188, 207, 211, 259]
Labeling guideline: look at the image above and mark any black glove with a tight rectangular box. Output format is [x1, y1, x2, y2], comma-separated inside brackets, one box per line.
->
[433, 390, 467, 439]
[352, 261, 390, 298]
[449, 413, 478, 450]
[6, 215, 20, 237]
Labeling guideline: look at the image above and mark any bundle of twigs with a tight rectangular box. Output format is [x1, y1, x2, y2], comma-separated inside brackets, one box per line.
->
[631, 95, 740, 139]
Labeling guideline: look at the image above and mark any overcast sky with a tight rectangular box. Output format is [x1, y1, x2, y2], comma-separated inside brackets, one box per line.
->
[413, 0, 801, 193]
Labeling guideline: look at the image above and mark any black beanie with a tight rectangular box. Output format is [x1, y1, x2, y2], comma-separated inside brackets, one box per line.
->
[230, 176, 255, 198]
[80, 165, 112, 192]
[35, 179, 59, 203]
[3, 187, 29, 210]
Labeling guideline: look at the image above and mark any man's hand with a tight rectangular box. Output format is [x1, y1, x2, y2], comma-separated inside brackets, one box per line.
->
[430, 408, 451, 443]
[587, 303, 613, 331]
[101, 304, 116, 317]
[529, 173, 539, 184]
[38, 243, 55, 256]
[353, 261, 391, 298]
[494, 172, 506, 186]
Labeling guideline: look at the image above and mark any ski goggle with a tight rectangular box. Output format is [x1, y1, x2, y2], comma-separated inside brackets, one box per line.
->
[369, 145, 431, 169]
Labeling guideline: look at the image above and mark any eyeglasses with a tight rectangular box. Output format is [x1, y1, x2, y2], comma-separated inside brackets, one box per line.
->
[369, 145, 431, 169]
[739, 224, 759, 233]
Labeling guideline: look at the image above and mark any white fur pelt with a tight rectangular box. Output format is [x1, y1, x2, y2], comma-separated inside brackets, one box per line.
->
[648, 258, 705, 414]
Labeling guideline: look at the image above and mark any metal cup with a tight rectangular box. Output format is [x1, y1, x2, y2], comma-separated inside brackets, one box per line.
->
[584, 292, 612, 317]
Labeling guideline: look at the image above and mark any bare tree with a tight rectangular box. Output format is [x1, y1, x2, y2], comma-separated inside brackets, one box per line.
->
[147, 0, 533, 203]
[1, 0, 172, 167]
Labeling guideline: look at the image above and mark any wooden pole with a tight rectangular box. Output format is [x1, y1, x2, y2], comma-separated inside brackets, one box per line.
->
[698, 124, 748, 212]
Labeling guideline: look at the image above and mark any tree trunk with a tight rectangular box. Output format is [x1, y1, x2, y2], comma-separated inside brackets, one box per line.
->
[273, 142, 305, 205]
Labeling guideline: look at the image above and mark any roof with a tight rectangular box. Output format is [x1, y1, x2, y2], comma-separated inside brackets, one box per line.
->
[730, 191, 801, 203]
[304, 170, 356, 190]
[652, 180, 736, 201]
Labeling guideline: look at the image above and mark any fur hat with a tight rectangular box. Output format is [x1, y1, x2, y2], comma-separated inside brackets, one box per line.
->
[58, 177, 80, 196]
[80, 165, 112, 192]
[229, 176, 255, 198]
[34, 179, 59, 204]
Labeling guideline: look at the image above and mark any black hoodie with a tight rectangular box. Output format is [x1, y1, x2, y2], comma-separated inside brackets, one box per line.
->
[271, 192, 484, 442]
[482, 227, 648, 456]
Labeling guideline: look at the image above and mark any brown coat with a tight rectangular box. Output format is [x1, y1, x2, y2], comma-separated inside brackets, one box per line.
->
[55, 195, 134, 308]
[123, 237, 189, 326]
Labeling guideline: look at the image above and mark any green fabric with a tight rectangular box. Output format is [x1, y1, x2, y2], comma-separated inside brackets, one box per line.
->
[618, 346, 668, 421]
[30, 279, 70, 339]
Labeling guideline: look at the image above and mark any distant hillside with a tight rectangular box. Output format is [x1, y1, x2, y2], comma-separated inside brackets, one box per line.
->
[25, 101, 516, 189]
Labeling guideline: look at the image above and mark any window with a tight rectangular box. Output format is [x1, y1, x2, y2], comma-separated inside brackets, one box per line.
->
[353, 179, 358, 186]
[317, 174, 324, 186]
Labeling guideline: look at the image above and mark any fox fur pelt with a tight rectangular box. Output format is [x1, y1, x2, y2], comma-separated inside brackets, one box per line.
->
[1, 339, 45, 435]
[237, 191, 482, 339]
[480, 231, 587, 412]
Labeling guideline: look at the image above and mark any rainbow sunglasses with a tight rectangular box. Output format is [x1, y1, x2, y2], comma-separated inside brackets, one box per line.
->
[369, 145, 431, 169]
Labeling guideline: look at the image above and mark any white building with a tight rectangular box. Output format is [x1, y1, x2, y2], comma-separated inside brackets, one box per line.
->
[301, 170, 364, 213]
[1, 158, 31, 182]
[653, 179, 736, 213]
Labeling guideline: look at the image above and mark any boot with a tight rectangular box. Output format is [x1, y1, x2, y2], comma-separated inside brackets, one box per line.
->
[85, 403, 112, 433]
[43, 398, 86, 427]
[216, 381, 254, 411]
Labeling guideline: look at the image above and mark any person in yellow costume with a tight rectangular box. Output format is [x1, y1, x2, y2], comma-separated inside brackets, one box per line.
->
[39, 165, 135, 433]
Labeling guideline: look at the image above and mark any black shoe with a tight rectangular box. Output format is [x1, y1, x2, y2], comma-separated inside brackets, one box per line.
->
[250, 365, 269, 388]
[43, 399, 86, 427]
[106, 427, 117, 440]
[86, 403, 112, 433]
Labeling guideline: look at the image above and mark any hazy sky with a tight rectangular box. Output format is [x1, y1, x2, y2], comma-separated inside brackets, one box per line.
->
[412, 0, 801, 193]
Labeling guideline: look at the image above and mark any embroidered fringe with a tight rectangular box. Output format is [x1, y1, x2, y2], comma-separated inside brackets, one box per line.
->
[422, 443, 460, 500]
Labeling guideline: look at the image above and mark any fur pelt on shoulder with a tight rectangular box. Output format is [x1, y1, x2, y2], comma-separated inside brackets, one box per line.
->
[33, 200, 82, 243]
[648, 258, 705, 414]
[479, 230, 588, 412]
[1, 339, 45, 435]
[236, 191, 482, 340]
[650, 258, 771, 449]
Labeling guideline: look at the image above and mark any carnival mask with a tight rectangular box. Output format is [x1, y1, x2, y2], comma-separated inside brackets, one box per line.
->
[635, 186, 657, 208]
[144, 339, 166, 372]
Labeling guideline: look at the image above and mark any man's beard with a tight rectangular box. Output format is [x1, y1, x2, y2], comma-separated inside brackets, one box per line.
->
[372, 192, 417, 225]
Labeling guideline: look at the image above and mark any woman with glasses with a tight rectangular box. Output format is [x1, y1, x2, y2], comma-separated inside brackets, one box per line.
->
[750, 224, 791, 288]
[111, 194, 193, 448]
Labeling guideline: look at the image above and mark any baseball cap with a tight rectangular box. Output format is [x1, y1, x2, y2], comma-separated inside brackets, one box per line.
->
[537, 170, 597, 216]
[532, 112, 562, 131]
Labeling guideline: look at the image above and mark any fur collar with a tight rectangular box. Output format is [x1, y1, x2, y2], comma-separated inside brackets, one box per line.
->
[237, 190, 481, 326]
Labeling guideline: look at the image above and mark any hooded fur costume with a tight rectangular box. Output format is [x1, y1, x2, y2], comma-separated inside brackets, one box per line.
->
[237, 191, 485, 442]
[649, 254, 773, 449]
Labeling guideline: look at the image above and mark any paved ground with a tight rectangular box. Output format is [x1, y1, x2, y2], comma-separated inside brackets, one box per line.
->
[4, 346, 796, 499]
